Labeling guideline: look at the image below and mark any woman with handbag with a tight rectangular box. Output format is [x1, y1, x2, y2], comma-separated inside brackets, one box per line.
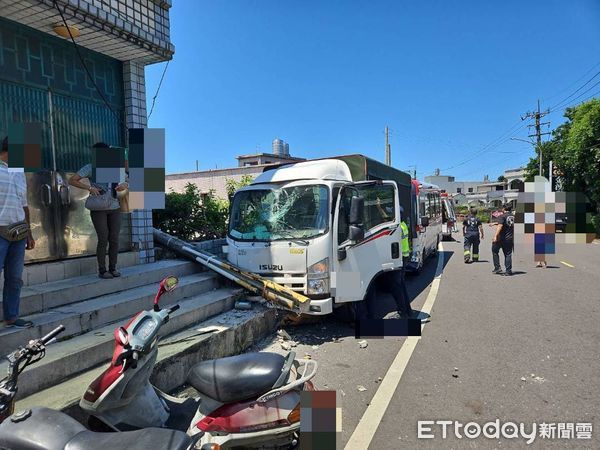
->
[69, 142, 128, 279]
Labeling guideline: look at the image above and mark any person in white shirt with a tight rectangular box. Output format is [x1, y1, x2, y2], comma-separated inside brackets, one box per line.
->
[0, 136, 35, 328]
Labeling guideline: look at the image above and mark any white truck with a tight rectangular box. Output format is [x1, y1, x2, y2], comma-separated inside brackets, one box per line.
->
[224, 154, 418, 315]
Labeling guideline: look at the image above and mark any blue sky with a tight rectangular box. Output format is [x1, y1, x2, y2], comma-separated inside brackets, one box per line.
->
[145, 0, 600, 181]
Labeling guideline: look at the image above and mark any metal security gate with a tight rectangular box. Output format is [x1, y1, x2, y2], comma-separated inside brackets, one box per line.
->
[0, 80, 131, 263]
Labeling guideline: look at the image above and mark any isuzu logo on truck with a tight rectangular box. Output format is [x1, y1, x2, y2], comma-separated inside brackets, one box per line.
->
[259, 264, 283, 271]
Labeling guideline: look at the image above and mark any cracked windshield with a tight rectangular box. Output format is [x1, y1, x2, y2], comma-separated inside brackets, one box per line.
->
[229, 185, 328, 240]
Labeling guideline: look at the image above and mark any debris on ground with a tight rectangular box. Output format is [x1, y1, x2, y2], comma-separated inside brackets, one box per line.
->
[311, 345, 319, 350]
[277, 329, 292, 340]
[332, 337, 343, 343]
[520, 377, 527, 382]
[452, 374, 459, 378]
[454, 367, 459, 372]
[357, 385, 367, 392]
[280, 342, 291, 351]
[234, 300, 253, 310]
[289, 341, 298, 347]
[304, 354, 312, 359]
[340, 390, 346, 397]
[532, 375, 545, 383]
[358, 340, 368, 349]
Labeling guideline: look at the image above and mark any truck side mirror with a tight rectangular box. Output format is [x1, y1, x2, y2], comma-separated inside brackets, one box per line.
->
[421, 216, 430, 228]
[349, 224, 365, 242]
[349, 196, 364, 225]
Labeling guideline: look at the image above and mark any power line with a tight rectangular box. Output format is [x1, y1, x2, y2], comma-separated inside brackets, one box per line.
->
[542, 60, 600, 103]
[440, 120, 529, 172]
[548, 71, 600, 112]
[148, 60, 170, 121]
[550, 80, 600, 113]
[52, 0, 125, 129]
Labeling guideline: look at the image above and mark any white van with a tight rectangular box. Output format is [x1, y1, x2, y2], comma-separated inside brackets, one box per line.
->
[405, 180, 443, 273]
[225, 155, 413, 315]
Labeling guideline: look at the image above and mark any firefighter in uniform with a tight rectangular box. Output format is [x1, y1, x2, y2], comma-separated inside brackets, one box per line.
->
[462, 207, 484, 263]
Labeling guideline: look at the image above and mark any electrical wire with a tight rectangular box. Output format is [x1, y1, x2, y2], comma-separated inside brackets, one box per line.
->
[148, 60, 170, 121]
[440, 120, 530, 172]
[542, 60, 600, 103]
[548, 72, 600, 112]
[52, 0, 125, 129]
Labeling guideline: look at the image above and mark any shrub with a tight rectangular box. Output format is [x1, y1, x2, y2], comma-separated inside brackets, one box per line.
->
[153, 183, 229, 241]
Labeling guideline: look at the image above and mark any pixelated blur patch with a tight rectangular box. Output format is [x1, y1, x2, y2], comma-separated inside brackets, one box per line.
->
[355, 318, 421, 338]
[7, 123, 42, 171]
[127, 128, 165, 211]
[515, 176, 596, 251]
[300, 391, 341, 450]
[92, 147, 126, 184]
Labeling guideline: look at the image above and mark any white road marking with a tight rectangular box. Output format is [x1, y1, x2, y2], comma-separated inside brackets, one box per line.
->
[560, 260, 575, 268]
[344, 243, 445, 450]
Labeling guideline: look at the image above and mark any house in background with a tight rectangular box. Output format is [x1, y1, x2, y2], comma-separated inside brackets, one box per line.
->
[166, 140, 304, 200]
[0, 0, 173, 264]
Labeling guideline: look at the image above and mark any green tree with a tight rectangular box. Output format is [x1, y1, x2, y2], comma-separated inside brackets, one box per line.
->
[153, 183, 228, 241]
[226, 175, 254, 199]
[497, 175, 507, 182]
[525, 98, 600, 209]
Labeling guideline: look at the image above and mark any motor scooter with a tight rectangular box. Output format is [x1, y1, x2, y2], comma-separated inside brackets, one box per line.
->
[79, 275, 318, 449]
[0, 325, 198, 449]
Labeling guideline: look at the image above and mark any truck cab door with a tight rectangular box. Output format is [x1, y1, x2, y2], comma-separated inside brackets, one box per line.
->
[332, 181, 401, 303]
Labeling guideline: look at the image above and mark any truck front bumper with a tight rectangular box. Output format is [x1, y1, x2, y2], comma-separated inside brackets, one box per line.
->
[303, 297, 333, 315]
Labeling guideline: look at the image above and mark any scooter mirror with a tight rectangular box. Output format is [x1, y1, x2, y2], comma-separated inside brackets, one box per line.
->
[164, 276, 179, 292]
[115, 327, 129, 347]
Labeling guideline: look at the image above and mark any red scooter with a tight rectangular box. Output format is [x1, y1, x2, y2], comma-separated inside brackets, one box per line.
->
[79, 276, 318, 449]
[0, 326, 198, 449]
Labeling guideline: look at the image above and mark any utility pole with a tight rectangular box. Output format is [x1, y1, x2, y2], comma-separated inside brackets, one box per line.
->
[521, 100, 550, 176]
[384, 126, 391, 166]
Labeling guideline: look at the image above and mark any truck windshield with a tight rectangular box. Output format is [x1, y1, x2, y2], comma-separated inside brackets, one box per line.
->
[229, 185, 329, 241]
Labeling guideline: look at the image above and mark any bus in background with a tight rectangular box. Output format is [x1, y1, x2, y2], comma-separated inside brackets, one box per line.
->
[406, 180, 443, 273]
[441, 192, 458, 240]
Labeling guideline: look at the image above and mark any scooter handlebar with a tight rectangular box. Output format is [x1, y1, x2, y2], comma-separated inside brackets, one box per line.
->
[40, 325, 65, 345]
[168, 305, 180, 314]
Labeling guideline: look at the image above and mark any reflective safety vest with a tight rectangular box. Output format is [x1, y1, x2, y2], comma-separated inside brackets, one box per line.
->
[400, 221, 410, 257]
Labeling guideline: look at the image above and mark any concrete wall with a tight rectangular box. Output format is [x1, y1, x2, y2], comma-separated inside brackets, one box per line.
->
[166, 166, 266, 200]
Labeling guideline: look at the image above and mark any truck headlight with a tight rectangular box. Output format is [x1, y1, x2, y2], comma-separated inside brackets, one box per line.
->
[307, 258, 329, 295]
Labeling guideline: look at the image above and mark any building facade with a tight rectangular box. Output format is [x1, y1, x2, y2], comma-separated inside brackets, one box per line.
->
[0, 0, 173, 264]
[167, 152, 305, 200]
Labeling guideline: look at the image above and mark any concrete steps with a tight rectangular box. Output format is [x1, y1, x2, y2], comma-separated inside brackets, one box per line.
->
[0, 268, 217, 351]
[2, 286, 243, 399]
[15, 305, 279, 419]
[1, 258, 198, 318]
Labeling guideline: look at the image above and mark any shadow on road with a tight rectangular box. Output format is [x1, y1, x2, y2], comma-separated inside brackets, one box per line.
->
[270, 250, 454, 346]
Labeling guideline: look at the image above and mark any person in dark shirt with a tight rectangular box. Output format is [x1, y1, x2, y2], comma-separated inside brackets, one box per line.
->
[462, 207, 484, 263]
[492, 203, 515, 275]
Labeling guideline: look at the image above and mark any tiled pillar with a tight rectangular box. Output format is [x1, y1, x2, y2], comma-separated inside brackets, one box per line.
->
[124, 60, 155, 264]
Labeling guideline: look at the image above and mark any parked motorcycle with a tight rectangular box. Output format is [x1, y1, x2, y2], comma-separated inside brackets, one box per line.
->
[79, 275, 318, 449]
[0, 326, 197, 450]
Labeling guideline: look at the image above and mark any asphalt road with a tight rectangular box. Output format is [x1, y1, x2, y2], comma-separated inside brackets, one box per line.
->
[252, 235, 600, 449]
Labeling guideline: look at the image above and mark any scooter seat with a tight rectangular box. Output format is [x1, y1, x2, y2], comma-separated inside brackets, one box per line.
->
[187, 352, 286, 403]
[0, 407, 193, 450]
[66, 427, 192, 450]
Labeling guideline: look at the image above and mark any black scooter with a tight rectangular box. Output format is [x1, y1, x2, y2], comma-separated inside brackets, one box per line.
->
[0, 326, 198, 450]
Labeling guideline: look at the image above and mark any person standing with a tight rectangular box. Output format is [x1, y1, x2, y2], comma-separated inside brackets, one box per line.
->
[492, 203, 515, 276]
[69, 143, 127, 279]
[462, 207, 484, 263]
[0, 136, 35, 328]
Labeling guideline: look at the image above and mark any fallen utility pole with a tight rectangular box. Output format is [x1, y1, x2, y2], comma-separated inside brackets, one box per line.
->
[153, 229, 310, 315]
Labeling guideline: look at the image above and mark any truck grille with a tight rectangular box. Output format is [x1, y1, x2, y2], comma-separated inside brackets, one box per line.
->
[259, 273, 306, 293]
